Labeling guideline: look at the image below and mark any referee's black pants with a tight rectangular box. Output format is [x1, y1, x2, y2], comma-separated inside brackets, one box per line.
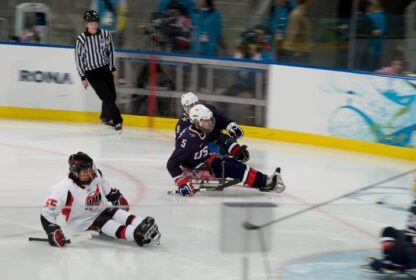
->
[85, 65, 123, 125]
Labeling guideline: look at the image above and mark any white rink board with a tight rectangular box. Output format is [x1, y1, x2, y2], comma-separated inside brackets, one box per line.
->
[0, 44, 100, 112]
[267, 65, 416, 147]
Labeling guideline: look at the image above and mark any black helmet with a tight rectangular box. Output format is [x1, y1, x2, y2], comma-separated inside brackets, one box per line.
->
[68, 152, 93, 174]
[83, 10, 99, 22]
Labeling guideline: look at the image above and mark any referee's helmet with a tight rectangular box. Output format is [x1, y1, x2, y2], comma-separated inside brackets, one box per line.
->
[83, 10, 99, 22]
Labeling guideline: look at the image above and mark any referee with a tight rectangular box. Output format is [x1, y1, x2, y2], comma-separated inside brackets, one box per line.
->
[75, 10, 123, 130]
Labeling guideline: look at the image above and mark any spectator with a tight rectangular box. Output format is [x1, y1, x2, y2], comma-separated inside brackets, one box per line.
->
[281, 0, 313, 64]
[163, 1, 193, 52]
[377, 57, 412, 76]
[369, 0, 386, 70]
[220, 27, 267, 125]
[354, 0, 375, 71]
[191, 0, 222, 56]
[253, 24, 274, 61]
[19, 25, 40, 43]
[135, 1, 191, 116]
[90, 0, 128, 48]
[268, 0, 296, 60]
[158, 0, 194, 16]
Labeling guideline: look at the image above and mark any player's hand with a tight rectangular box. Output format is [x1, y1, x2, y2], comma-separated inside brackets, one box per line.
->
[226, 122, 244, 139]
[107, 188, 129, 211]
[116, 195, 129, 211]
[176, 177, 195, 197]
[82, 79, 89, 89]
[48, 227, 66, 247]
[178, 183, 195, 197]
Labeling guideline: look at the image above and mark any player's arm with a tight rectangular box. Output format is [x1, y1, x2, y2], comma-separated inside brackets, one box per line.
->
[166, 137, 198, 196]
[175, 116, 191, 142]
[101, 177, 129, 211]
[107, 31, 116, 72]
[205, 103, 244, 139]
[175, 118, 182, 141]
[75, 37, 87, 81]
[40, 187, 67, 247]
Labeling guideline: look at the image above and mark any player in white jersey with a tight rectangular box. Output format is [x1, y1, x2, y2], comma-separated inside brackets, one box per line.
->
[40, 152, 161, 247]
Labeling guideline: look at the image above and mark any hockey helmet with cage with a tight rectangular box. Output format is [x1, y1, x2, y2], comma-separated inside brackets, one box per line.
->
[189, 104, 215, 133]
[181, 92, 199, 114]
[83, 10, 100, 22]
[68, 152, 94, 185]
[68, 152, 93, 174]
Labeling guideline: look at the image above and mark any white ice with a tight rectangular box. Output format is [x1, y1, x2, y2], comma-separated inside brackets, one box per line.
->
[0, 120, 414, 280]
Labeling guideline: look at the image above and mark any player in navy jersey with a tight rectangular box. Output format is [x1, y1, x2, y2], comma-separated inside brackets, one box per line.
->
[167, 104, 285, 197]
[363, 179, 416, 273]
[176, 92, 250, 162]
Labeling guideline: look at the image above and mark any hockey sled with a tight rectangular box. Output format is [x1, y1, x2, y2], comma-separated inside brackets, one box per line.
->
[167, 178, 242, 195]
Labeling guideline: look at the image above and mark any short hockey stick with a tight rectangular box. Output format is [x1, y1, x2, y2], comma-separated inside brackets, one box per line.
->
[28, 230, 99, 244]
[28, 237, 72, 244]
[167, 178, 241, 195]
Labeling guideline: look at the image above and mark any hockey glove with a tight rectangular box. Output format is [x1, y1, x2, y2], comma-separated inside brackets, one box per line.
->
[231, 145, 250, 162]
[226, 122, 244, 139]
[106, 188, 129, 211]
[176, 177, 195, 197]
[47, 226, 66, 247]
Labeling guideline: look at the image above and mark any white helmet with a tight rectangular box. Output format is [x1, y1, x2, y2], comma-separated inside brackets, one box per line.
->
[181, 92, 199, 114]
[189, 104, 215, 133]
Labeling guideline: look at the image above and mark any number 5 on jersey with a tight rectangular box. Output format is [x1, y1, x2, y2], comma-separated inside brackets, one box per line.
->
[181, 139, 187, 148]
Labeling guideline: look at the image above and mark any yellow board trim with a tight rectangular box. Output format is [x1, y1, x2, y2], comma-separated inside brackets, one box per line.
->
[0, 106, 414, 161]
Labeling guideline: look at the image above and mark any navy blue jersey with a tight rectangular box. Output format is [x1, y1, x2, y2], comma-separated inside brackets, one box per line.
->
[175, 103, 234, 142]
[167, 126, 211, 180]
[175, 113, 192, 142]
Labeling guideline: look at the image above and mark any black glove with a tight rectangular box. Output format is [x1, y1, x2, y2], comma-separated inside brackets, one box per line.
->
[106, 188, 129, 211]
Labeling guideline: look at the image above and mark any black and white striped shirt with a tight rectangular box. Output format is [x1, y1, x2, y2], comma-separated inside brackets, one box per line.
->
[406, 200, 416, 243]
[75, 28, 116, 80]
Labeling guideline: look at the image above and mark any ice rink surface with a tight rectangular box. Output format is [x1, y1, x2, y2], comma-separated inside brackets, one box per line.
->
[0, 119, 414, 280]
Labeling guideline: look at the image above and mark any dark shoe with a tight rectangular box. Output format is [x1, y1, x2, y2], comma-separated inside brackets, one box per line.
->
[134, 216, 161, 246]
[101, 120, 114, 127]
[114, 123, 122, 131]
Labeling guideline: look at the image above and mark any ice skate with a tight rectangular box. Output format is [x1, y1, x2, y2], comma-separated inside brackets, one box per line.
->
[134, 216, 161, 246]
[261, 167, 286, 193]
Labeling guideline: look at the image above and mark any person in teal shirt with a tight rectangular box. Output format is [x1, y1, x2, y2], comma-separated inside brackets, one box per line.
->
[191, 0, 222, 56]
[368, 0, 386, 70]
[90, 0, 128, 47]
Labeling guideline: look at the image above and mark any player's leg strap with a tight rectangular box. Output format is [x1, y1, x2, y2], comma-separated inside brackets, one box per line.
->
[88, 208, 118, 231]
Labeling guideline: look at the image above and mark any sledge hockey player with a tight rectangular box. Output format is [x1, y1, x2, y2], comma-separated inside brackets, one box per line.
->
[167, 104, 285, 197]
[176, 92, 250, 162]
[362, 179, 416, 274]
[40, 152, 161, 247]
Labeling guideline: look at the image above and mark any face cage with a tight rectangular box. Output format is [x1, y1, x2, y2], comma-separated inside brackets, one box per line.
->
[196, 117, 215, 133]
[70, 164, 94, 185]
[183, 102, 198, 115]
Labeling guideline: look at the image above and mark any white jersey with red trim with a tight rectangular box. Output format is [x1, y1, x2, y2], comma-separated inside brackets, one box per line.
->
[41, 174, 113, 232]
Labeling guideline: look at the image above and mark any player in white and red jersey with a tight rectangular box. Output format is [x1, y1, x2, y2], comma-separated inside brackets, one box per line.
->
[40, 152, 161, 247]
